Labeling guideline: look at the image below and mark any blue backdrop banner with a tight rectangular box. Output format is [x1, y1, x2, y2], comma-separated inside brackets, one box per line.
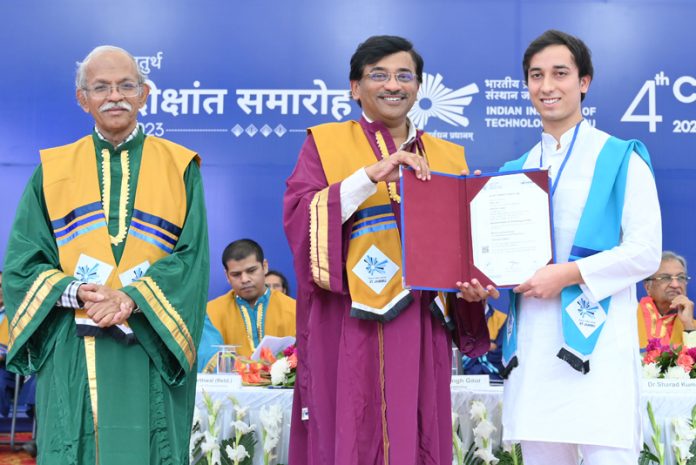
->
[1, 0, 694, 299]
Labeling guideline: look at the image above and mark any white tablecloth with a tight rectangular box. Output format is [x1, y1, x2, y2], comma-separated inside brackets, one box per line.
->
[195, 385, 294, 465]
[195, 379, 696, 465]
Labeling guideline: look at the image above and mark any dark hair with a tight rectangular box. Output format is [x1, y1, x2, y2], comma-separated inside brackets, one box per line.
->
[221, 239, 264, 269]
[523, 30, 594, 101]
[350, 35, 424, 84]
[266, 269, 290, 294]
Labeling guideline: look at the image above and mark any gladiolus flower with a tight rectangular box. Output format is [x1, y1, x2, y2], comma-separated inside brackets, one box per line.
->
[469, 400, 487, 422]
[260, 347, 277, 364]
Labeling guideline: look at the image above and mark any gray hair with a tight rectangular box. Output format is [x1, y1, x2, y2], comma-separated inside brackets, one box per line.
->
[75, 45, 145, 90]
[661, 250, 688, 272]
[646, 251, 689, 283]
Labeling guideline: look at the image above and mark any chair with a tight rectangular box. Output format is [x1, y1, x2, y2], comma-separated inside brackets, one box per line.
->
[0, 371, 36, 457]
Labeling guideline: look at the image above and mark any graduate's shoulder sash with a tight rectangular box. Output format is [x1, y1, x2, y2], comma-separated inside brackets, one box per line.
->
[500, 137, 653, 376]
[309, 122, 465, 322]
[40, 135, 196, 343]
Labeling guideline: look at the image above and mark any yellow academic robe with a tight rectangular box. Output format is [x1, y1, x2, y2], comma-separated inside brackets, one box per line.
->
[207, 289, 296, 358]
[637, 296, 684, 349]
[0, 312, 8, 350]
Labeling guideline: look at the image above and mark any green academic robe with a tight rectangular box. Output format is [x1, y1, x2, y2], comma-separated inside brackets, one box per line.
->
[2, 130, 209, 465]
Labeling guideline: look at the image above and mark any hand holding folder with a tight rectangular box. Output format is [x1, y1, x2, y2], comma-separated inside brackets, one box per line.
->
[400, 167, 555, 292]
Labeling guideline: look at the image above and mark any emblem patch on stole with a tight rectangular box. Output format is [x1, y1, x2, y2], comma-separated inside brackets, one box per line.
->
[351, 245, 399, 295]
[119, 261, 151, 286]
[565, 293, 607, 338]
[74, 254, 114, 285]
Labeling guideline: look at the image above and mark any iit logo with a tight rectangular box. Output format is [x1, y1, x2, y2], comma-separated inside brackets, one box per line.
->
[409, 73, 479, 129]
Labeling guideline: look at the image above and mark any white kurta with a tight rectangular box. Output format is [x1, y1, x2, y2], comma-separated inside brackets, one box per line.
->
[501, 120, 662, 448]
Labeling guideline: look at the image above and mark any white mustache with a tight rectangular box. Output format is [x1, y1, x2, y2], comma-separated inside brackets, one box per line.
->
[99, 101, 132, 112]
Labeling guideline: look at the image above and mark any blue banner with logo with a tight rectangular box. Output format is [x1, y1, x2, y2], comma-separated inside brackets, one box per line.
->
[1, 0, 694, 298]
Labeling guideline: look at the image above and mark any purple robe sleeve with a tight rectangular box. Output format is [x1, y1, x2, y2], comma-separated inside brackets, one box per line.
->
[449, 294, 490, 358]
[283, 134, 348, 294]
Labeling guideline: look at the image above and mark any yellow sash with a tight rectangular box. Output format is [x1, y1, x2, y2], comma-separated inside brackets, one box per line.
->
[207, 290, 296, 358]
[637, 296, 682, 349]
[310, 121, 467, 321]
[41, 135, 197, 333]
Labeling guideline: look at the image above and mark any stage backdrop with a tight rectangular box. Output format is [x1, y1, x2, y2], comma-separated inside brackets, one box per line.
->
[1, 0, 694, 300]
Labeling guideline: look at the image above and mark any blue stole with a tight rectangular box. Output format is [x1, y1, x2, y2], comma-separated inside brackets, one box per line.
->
[197, 315, 223, 372]
[500, 136, 653, 377]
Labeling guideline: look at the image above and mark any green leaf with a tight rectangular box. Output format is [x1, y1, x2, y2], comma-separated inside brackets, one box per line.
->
[238, 431, 258, 465]
[639, 442, 659, 464]
[284, 372, 296, 387]
[461, 441, 485, 465]
[686, 437, 696, 465]
[494, 444, 523, 465]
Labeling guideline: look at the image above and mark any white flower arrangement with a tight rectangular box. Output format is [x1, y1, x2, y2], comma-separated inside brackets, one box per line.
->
[467, 400, 499, 465]
[474, 447, 499, 464]
[260, 404, 284, 465]
[233, 403, 249, 419]
[189, 393, 257, 465]
[456, 399, 520, 465]
[226, 444, 250, 463]
[228, 396, 257, 465]
[189, 391, 225, 465]
[500, 441, 522, 465]
[469, 400, 487, 422]
[473, 419, 496, 446]
[665, 365, 691, 379]
[270, 358, 292, 386]
[672, 406, 696, 465]
[645, 401, 665, 465]
[643, 362, 661, 379]
[452, 410, 464, 465]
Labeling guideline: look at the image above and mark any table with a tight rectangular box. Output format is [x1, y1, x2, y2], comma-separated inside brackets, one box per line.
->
[195, 376, 293, 465]
[195, 376, 696, 465]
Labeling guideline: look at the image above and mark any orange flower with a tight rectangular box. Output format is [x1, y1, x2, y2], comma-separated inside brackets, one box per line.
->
[234, 356, 272, 385]
[260, 347, 277, 364]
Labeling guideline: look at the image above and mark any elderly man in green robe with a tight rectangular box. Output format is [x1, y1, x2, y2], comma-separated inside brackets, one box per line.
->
[1, 45, 208, 465]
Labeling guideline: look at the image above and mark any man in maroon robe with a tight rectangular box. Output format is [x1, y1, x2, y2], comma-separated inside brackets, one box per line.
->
[283, 35, 488, 465]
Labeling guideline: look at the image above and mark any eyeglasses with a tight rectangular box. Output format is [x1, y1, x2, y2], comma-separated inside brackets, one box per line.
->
[363, 71, 417, 84]
[82, 81, 142, 98]
[646, 274, 691, 285]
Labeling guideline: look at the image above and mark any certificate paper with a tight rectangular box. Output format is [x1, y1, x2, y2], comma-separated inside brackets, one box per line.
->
[470, 173, 552, 286]
[400, 168, 554, 290]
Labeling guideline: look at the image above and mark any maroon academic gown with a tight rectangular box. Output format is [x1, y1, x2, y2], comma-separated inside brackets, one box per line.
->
[283, 118, 488, 465]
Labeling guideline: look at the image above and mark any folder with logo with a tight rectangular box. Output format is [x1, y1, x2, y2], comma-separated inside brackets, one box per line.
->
[400, 167, 554, 291]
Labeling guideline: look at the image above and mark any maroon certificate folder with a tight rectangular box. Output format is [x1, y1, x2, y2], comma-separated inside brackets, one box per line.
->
[400, 168, 554, 291]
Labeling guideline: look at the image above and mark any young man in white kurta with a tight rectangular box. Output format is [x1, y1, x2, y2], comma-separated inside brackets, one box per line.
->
[458, 30, 661, 465]
[505, 119, 660, 464]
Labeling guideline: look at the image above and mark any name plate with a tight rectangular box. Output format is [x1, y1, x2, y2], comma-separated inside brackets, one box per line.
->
[642, 378, 696, 391]
[197, 373, 242, 391]
[451, 374, 490, 389]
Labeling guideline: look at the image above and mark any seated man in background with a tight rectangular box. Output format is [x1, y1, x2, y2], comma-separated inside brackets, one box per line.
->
[638, 251, 694, 349]
[461, 302, 507, 380]
[265, 269, 291, 295]
[204, 239, 296, 360]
